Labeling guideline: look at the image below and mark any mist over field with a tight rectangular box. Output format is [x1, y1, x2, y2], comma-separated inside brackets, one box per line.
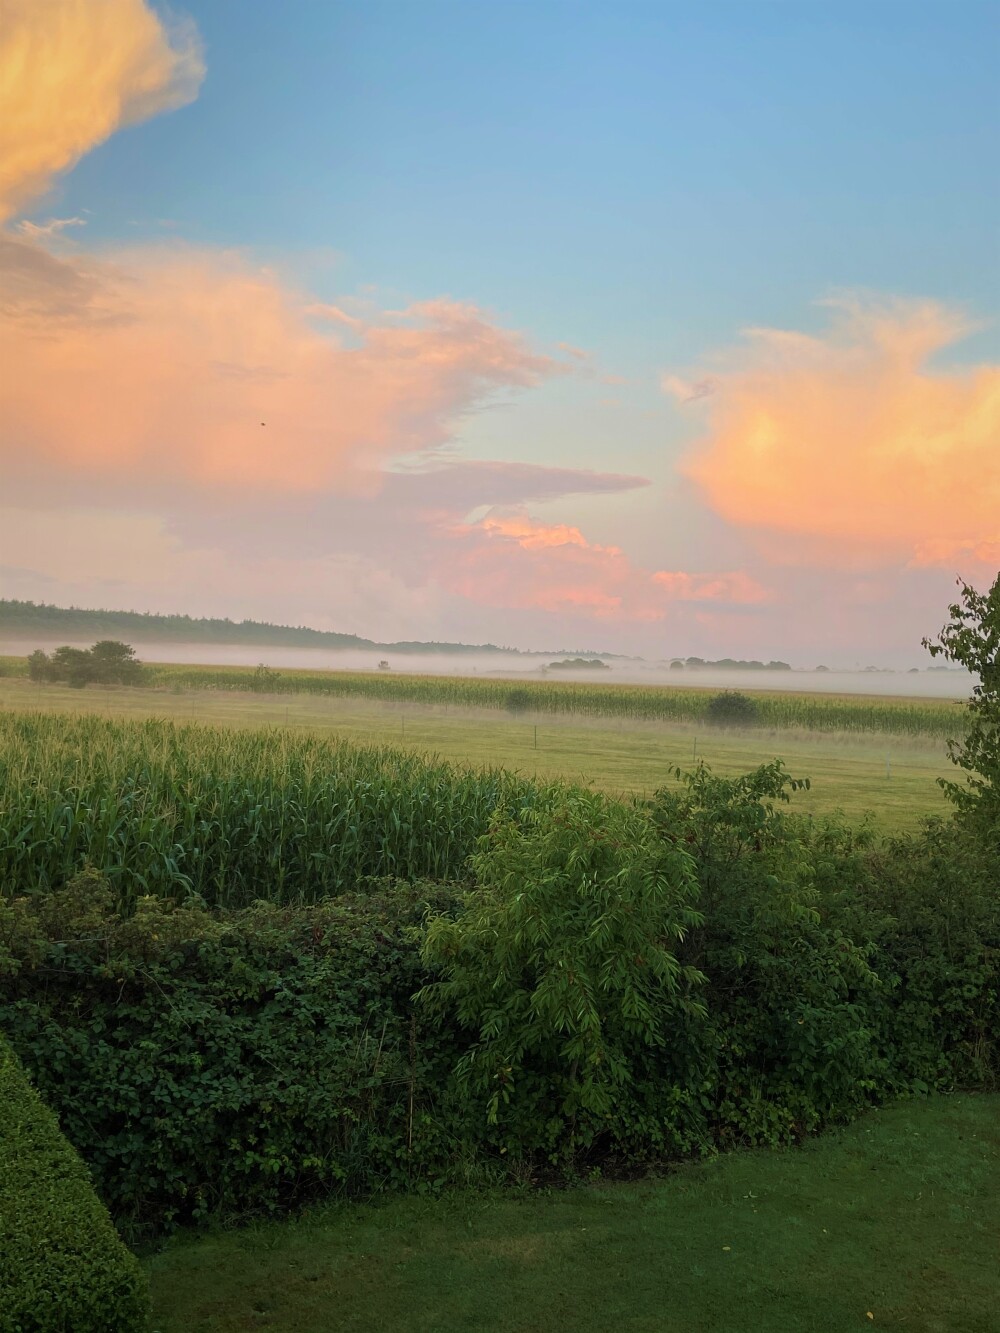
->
[1, 635, 975, 698]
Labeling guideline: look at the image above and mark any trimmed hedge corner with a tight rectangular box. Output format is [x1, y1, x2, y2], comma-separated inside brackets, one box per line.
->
[0, 1036, 147, 1333]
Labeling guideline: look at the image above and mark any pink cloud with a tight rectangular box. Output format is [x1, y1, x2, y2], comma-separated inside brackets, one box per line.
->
[438, 511, 769, 621]
[0, 235, 557, 496]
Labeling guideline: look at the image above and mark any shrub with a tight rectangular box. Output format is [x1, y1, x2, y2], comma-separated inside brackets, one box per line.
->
[26, 649, 52, 682]
[504, 687, 532, 716]
[251, 663, 282, 691]
[833, 819, 1000, 1093]
[650, 763, 886, 1143]
[420, 787, 708, 1160]
[0, 872, 463, 1240]
[704, 690, 759, 726]
[0, 1034, 148, 1333]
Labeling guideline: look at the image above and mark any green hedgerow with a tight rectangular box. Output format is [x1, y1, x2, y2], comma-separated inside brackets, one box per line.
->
[0, 1035, 148, 1333]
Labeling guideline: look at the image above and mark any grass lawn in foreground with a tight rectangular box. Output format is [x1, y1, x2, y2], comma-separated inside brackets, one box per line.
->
[0, 678, 953, 830]
[146, 1095, 1000, 1333]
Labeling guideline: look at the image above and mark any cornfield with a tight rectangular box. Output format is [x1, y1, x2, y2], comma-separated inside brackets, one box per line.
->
[0, 713, 540, 907]
[148, 664, 964, 740]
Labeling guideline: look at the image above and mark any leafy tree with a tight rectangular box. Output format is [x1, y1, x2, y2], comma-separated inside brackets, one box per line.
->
[922, 572, 1000, 844]
[26, 649, 52, 682]
[420, 788, 705, 1155]
[90, 640, 144, 685]
[51, 646, 96, 688]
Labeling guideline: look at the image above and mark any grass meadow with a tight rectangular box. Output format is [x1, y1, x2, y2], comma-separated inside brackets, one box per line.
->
[0, 673, 955, 830]
[146, 1094, 1000, 1333]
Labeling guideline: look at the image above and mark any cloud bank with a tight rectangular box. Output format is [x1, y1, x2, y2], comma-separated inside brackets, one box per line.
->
[0, 0, 204, 222]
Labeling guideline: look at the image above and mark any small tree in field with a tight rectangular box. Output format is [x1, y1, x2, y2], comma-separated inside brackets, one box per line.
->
[27, 650, 52, 682]
[923, 573, 1000, 844]
[50, 646, 96, 688]
[90, 641, 144, 685]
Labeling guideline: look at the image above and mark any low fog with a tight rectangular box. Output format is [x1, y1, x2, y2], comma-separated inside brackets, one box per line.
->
[2, 638, 976, 699]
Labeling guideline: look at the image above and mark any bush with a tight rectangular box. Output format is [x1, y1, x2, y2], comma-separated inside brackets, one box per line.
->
[504, 687, 532, 715]
[0, 1034, 148, 1333]
[650, 763, 886, 1143]
[0, 872, 463, 1240]
[420, 788, 707, 1161]
[251, 663, 282, 691]
[834, 819, 1000, 1093]
[704, 690, 759, 726]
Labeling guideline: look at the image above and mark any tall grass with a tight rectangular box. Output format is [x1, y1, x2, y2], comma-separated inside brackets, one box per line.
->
[0, 713, 539, 907]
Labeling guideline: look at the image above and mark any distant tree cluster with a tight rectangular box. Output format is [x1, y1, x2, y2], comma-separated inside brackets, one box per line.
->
[27, 641, 144, 689]
[670, 657, 791, 671]
[547, 658, 611, 671]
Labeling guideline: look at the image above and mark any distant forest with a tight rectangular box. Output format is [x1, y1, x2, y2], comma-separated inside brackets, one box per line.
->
[0, 600, 613, 658]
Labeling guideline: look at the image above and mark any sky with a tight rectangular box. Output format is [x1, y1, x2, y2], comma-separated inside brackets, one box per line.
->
[1, 0, 998, 665]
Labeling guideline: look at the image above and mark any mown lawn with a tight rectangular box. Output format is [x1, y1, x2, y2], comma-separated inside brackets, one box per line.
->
[146, 1095, 1000, 1333]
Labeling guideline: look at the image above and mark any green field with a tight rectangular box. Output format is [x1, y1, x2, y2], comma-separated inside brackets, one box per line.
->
[1, 654, 966, 736]
[146, 1094, 1000, 1333]
[0, 675, 956, 830]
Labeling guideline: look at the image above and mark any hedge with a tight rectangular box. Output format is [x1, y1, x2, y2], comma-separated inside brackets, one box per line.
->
[0, 874, 465, 1240]
[1, 773, 996, 1243]
[0, 1035, 147, 1333]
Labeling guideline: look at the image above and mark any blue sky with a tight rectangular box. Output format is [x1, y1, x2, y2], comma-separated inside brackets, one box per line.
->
[58, 1, 1000, 357]
[2, 0, 998, 661]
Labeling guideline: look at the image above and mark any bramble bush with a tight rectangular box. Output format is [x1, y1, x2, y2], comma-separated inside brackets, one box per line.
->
[0, 873, 465, 1240]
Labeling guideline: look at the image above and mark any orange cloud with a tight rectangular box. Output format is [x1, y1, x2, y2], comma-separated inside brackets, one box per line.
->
[441, 512, 768, 620]
[677, 299, 1000, 568]
[0, 236, 555, 494]
[0, 0, 204, 222]
[651, 569, 770, 603]
[909, 537, 1000, 569]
